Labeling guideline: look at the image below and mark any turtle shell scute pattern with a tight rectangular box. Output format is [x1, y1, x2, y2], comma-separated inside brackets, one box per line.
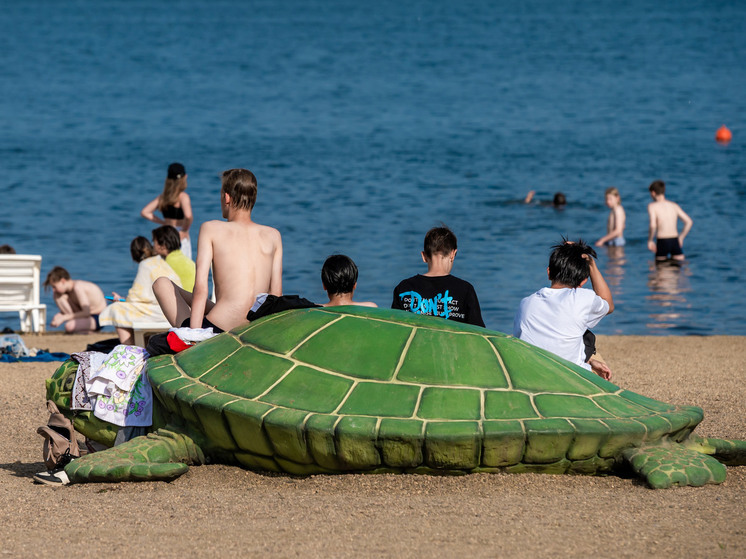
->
[146, 307, 703, 475]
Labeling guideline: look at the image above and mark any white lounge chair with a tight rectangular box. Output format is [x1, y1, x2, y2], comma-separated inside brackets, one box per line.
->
[0, 254, 47, 333]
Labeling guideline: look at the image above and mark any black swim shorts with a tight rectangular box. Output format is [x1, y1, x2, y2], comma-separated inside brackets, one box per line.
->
[179, 317, 224, 333]
[656, 237, 683, 258]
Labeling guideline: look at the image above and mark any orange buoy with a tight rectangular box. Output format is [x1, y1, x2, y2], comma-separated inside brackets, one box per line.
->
[715, 125, 732, 144]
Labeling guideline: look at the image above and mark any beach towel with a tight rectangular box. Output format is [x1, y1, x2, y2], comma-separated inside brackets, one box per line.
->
[0, 351, 70, 363]
[70, 351, 108, 411]
[85, 345, 153, 427]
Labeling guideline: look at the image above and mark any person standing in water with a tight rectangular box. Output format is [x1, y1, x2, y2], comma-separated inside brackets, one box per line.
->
[141, 162, 194, 259]
[595, 187, 626, 247]
[647, 180, 693, 261]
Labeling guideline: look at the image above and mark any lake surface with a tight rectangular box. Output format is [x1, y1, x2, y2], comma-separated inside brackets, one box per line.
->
[2, 0, 745, 335]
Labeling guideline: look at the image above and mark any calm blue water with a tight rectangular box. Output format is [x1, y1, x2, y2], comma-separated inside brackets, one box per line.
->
[2, 0, 745, 335]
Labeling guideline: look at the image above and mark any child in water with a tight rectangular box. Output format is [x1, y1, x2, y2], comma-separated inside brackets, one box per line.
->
[647, 180, 693, 261]
[595, 187, 626, 247]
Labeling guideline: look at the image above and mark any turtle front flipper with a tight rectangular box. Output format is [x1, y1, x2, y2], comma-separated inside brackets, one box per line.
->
[64, 429, 205, 484]
[622, 444, 727, 489]
[682, 435, 746, 466]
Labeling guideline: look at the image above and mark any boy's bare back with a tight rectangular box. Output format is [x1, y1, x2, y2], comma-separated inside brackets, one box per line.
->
[195, 219, 282, 331]
[154, 168, 284, 333]
[646, 181, 693, 260]
[71, 280, 108, 315]
[54, 279, 107, 315]
[607, 205, 625, 236]
[648, 199, 688, 239]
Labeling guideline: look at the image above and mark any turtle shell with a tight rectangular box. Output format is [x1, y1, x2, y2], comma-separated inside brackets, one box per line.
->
[146, 306, 703, 475]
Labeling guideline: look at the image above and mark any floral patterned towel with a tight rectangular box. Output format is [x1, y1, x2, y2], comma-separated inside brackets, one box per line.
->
[85, 345, 153, 427]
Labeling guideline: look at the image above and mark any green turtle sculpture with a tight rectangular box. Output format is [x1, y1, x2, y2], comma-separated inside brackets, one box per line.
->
[45, 306, 745, 488]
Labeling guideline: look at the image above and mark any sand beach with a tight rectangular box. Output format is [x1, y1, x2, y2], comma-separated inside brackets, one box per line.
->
[0, 332, 743, 558]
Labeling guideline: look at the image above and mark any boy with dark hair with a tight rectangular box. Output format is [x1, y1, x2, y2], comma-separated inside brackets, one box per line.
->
[321, 254, 376, 307]
[152, 225, 195, 291]
[524, 190, 567, 207]
[44, 266, 107, 333]
[392, 226, 484, 327]
[647, 180, 693, 261]
[513, 239, 614, 379]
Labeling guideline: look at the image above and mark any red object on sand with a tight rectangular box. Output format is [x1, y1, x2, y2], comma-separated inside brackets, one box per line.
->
[715, 125, 732, 144]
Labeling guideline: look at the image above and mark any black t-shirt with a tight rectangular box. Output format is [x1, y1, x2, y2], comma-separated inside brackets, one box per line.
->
[391, 274, 485, 327]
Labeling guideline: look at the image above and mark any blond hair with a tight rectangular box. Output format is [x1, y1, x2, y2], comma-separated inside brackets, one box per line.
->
[605, 187, 620, 201]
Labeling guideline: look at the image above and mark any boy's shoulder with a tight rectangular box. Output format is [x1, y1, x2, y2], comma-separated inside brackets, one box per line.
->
[200, 219, 229, 233]
[524, 286, 600, 302]
[650, 197, 678, 207]
[255, 222, 282, 237]
[396, 274, 476, 292]
[394, 274, 421, 290]
[73, 278, 99, 290]
[201, 219, 280, 236]
[648, 199, 665, 213]
[443, 273, 476, 290]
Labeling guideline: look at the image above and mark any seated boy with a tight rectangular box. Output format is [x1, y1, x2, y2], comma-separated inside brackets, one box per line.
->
[392, 226, 484, 327]
[513, 239, 614, 379]
[153, 168, 282, 333]
[44, 266, 108, 333]
[321, 255, 377, 307]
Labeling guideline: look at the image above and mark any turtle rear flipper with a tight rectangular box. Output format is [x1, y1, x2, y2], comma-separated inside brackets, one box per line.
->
[622, 444, 726, 489]
[682, 436, 746, 466]
[64, 429, 204, 483]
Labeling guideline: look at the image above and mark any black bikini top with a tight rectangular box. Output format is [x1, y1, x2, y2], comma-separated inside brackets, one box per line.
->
[161, 205, 185, 220]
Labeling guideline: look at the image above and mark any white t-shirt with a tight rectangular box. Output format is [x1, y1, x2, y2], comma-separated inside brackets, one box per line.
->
[513, 287, 609, 370]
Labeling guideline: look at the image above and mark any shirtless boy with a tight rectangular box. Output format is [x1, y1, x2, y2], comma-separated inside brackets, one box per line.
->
[153, 168, 283, 332]
[44, 267, 107, 333]
[595, 187, 626, 247]
[647, 180, 693, 261]
[321, 255, 377, 307]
